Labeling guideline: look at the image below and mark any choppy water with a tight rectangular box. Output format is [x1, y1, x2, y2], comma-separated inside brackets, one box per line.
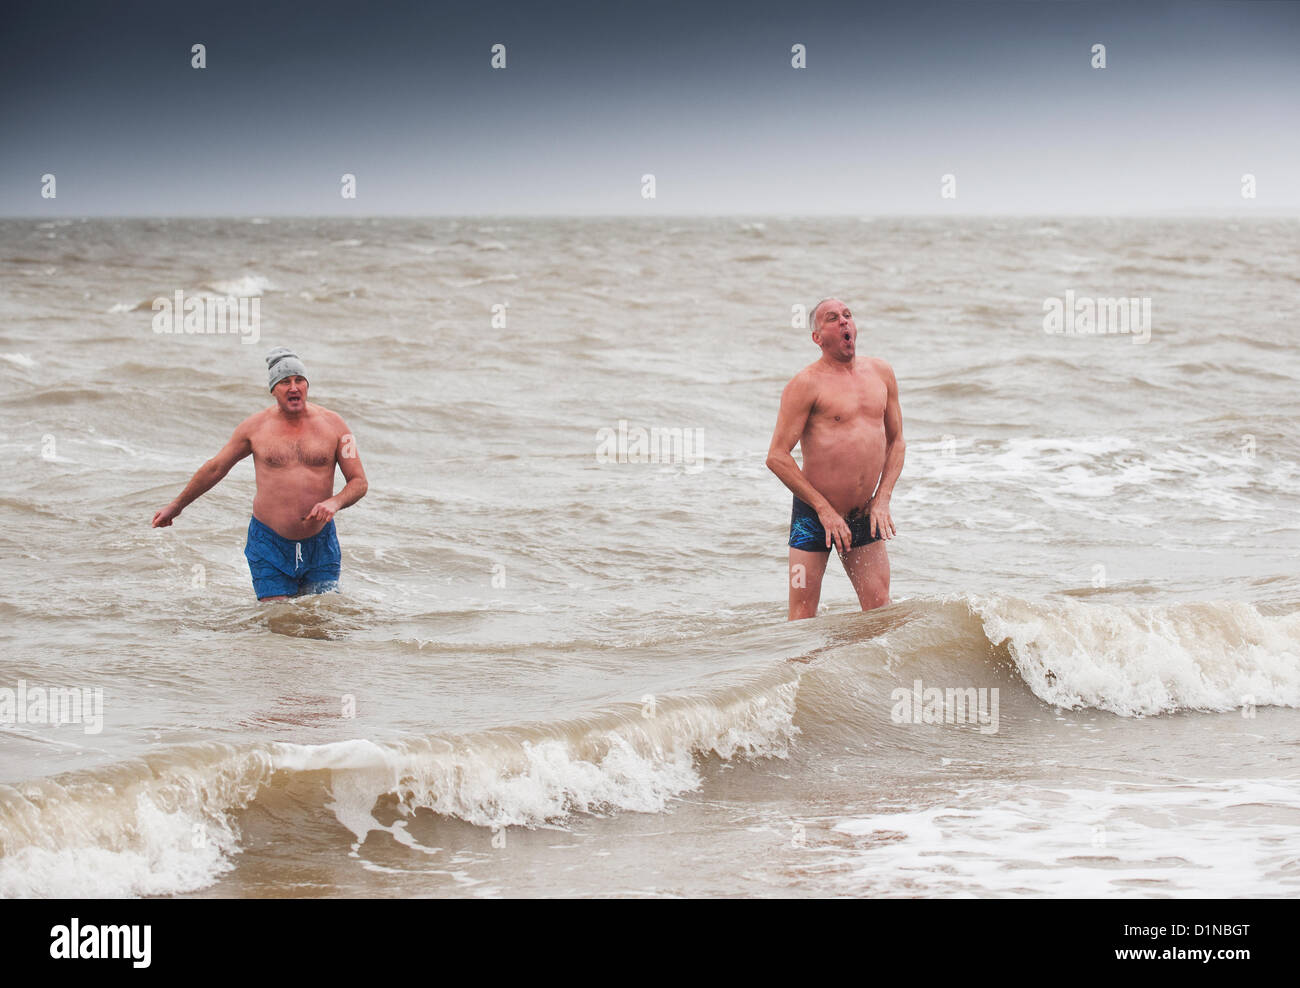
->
[1, 216, 1298, 897]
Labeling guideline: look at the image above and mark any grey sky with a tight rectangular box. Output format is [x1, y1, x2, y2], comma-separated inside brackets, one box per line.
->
[2, 0, 1297, 215]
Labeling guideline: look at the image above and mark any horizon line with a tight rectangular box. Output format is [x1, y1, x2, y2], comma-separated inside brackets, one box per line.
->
[4, 210, 1298, 221]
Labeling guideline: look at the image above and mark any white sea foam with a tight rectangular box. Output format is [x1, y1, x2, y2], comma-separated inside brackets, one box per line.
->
[903, 434, 1291, 530]
[200, 274, 275, 297]
[827, 779, 1300, 897]
[0, 793, 239, 898]
[0, 682, 800, 896]
[272, 683, 801, 847]
[972, 595, 1300, 716]
[0, 746, 270, 898]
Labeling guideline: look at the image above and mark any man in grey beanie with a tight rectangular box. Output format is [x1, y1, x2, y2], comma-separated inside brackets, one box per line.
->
[151, 347, 368, 600]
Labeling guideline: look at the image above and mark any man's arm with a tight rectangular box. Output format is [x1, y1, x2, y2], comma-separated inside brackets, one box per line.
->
[765, 374, 853, 552]
[304, 421, 368, 524]
[151, 421, 254, 527]
[867, 361, 906, 539]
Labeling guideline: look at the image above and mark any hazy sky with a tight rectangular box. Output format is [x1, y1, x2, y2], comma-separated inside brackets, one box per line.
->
[2, 0, 1297, 215]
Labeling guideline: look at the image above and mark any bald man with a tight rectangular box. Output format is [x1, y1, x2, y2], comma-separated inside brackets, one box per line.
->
[766, 298, 905, 619]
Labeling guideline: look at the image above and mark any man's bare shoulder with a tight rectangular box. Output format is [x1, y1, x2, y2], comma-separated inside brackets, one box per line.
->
[861, 356, 897, 386]
[237, 406, 277, 434]
[307, 404, 349, 433]
[787, 361, 828, 389]
[779, 362, 824, 405]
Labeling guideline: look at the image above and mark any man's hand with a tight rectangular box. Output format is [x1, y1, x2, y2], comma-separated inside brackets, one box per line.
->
[868, 494, 896, 540]
[304, 498, 339, 524]
[152, 502, 182, 528]
[817, 506, 853, 553]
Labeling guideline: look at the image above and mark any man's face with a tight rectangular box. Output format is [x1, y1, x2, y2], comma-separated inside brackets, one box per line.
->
[813, 300, 856, 361]
[274, 375, 308, 413]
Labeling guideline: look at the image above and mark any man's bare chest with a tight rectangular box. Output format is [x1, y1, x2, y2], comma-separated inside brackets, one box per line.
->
[254, 432, 336, 468]
[811, 375, 887, 426]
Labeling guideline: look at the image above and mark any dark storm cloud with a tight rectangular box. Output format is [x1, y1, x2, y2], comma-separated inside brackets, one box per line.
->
[2, 0, 1297, 214]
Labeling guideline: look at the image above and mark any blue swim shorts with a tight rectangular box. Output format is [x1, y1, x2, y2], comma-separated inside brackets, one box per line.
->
[244, 515, 341, 599]
[788, 496, 882, 553]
